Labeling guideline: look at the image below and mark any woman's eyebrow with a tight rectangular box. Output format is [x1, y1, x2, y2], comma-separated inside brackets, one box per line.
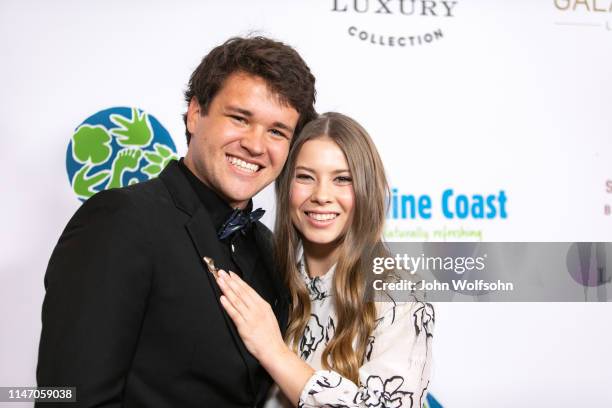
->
[295, 165, 350, 174]
[332, 169, 350, 174]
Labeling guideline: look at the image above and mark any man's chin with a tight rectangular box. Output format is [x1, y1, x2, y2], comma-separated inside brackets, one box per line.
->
[225, 178, 271, 196]
[222, 189, 261, 208]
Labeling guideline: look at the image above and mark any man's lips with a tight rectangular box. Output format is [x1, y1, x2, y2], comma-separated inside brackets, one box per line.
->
[226, 154, 264, 173]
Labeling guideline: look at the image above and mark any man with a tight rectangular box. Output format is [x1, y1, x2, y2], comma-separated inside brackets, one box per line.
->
[37, 36, 317, 407]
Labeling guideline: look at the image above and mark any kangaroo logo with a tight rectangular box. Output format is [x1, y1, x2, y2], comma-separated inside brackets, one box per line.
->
[66, 107, 178, 201]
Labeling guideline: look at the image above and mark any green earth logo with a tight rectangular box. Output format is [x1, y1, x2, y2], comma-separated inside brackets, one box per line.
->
[66, 107, 178, 201]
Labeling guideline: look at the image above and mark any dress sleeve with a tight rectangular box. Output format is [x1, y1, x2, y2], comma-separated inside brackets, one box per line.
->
[298, 301, 435, 408]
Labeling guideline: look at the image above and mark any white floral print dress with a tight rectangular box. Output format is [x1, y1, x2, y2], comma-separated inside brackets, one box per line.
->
[264, 257, 435, 408]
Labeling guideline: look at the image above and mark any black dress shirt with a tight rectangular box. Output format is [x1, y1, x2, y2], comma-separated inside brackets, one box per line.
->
[178, 159, 258, 279]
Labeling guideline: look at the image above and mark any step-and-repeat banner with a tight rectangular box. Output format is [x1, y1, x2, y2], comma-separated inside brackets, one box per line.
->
[1, 1, 611, 406]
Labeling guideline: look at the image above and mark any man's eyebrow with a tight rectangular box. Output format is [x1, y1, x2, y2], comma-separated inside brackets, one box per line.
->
[225, 106, 252, 116]
[272, 121, 295, 133]
[225, 105, 295, 133]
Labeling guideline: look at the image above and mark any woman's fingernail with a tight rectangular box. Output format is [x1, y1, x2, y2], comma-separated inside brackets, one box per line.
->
[219, 269, 228, 278]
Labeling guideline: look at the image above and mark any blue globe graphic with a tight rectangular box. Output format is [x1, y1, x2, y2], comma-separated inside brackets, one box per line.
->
[66, 107, 177, 201]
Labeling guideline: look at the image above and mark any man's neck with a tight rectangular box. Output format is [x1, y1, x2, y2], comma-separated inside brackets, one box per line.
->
[183, 155, 248, 209]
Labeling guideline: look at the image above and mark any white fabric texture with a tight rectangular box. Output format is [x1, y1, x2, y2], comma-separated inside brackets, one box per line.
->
[264, 256, 434, 408]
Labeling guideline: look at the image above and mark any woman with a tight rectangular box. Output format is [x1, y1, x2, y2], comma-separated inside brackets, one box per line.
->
[215, 112, 434, 407]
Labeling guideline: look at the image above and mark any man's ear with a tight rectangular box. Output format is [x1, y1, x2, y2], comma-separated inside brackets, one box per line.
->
[186, 97, 202, 136]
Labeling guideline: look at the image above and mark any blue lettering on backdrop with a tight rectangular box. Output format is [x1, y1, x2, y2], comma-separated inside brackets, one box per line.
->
[389, 188, 508, 220]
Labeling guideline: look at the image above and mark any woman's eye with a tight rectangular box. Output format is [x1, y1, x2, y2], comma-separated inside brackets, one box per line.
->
[335, 176, 352, 184]
[296, 174, 313, 181]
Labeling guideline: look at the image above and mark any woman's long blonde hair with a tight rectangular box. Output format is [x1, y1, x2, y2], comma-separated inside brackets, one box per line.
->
[274, 112, 389, 383]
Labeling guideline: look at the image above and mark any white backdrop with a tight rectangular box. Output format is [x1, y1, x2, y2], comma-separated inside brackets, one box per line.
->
[1, 0, 611, 406]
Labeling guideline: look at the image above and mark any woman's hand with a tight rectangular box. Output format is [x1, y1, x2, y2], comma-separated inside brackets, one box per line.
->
[216, 269, 316, 405]
[216, 269, 286, 362]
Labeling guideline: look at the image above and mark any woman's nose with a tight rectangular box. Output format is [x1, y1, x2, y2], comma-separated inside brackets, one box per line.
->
[311, 181, 332, 204]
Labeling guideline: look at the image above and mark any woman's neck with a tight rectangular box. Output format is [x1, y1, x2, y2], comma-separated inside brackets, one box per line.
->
[302, 241, 340, 278]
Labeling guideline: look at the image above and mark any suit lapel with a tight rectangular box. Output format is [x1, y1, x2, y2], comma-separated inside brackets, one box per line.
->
[250, 224, 289, 403]
[232, 235, 258, 283]
[252, 225, 289, 332]
[160, 161, 257, 399]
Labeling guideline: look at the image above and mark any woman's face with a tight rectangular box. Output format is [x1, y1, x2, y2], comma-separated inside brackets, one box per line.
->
[289, 136, 355, 247]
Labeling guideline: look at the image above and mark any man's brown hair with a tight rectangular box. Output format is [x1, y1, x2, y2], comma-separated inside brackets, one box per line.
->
[183, 36, 317, 144]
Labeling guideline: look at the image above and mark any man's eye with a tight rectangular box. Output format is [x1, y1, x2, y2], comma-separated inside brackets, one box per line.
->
[230, 115, 247, 124]
[270, 129, 288, 139]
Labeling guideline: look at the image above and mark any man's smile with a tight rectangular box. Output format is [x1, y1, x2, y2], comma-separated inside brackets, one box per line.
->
[226, 154, 263, 173]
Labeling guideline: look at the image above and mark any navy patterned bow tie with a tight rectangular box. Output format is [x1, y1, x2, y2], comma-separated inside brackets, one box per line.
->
[217, 207, 265, 240]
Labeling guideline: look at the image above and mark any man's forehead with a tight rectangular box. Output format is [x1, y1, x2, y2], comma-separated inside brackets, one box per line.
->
[216, 71, 297, 114]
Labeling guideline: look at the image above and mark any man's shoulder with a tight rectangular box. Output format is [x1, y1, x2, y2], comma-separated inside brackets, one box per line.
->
[92, 177, 167, 205]
[251, 221, 275, 266]
[74, 177, 171, 223]
[255, 221, 274, 241]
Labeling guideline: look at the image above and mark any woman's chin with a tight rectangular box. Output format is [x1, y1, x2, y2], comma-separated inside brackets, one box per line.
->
[300, 231, 342, 247]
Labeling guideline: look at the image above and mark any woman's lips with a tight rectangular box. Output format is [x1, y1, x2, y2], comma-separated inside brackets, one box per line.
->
[304, 211, 340, 227]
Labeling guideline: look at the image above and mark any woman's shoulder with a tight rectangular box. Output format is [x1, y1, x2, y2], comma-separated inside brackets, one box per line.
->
[372, 297, 435, 337]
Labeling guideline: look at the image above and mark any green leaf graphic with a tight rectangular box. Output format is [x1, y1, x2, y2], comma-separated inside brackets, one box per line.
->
[144, 152, 162, 164]
[140, 143, 178, 179]
[142, 164, 162, 176]
[155, 143, 172, 158]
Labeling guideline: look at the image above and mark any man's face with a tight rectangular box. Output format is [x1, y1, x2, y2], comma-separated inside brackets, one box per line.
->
[185, 71, 300, 209]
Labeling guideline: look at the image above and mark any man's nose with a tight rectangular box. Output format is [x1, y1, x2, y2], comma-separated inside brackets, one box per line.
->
[240, 126, 265, 156]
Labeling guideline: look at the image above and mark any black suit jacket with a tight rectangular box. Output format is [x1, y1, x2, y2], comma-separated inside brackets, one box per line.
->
[37, 160, 288, 407]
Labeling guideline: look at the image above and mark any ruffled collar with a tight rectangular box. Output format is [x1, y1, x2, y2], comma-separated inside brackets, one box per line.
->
[297, 244, 335, 301]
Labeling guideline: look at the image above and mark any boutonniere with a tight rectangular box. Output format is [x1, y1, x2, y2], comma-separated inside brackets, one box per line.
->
[203, 256, 219, 279]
